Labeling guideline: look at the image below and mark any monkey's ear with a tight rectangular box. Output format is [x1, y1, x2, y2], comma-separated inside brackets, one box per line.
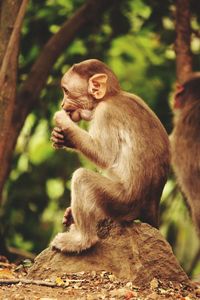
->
[88, 73, 108, 99]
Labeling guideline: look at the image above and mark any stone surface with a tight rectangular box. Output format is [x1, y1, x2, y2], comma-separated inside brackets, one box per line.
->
[28, 222, 189, 286]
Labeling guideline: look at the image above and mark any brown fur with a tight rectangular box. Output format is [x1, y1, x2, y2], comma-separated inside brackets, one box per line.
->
[170, 74, 200, 234]
[71, 60, 120, 96]
[51, 59, 170, 253]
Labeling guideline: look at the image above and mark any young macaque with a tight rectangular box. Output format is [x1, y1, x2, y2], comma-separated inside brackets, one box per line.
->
[51, 59, 170, 253]
[170, 73, 200, 234]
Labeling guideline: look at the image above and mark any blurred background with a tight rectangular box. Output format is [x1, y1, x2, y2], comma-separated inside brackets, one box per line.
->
[0, 0, 200, 278]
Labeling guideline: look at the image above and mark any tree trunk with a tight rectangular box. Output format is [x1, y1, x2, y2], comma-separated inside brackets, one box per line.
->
[0, 0, 21, 63]
[0, 0, 23, 255]
[0, 0, 28, 203]
[0, 0, 23, 198]
[175, 0, 193, 83]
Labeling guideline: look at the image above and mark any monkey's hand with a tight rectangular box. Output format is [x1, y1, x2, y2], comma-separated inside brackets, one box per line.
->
[53, 110, 72, 129]
[53, 110, 77, 148]
[51, 127, 75, 149]
[62, 207, 74, 227]
[51, 127, 65, 149]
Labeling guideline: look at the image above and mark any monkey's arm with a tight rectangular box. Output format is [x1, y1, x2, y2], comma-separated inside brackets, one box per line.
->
[53, 110, 116, 168]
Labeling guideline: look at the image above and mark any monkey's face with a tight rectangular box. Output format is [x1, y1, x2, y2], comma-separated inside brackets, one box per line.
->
[61, 71, 95, 121]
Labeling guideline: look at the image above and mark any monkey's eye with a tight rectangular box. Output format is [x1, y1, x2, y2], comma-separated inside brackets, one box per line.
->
[62, 87, 69, 95]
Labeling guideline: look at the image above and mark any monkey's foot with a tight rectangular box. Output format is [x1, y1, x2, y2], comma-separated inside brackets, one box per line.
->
[50, 229, 98, 253]
[62, 207, 74, 227]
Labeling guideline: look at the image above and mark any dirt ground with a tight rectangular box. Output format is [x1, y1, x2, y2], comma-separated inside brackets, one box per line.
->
[0, 271, 200, 299]
[0, 280, 199, 300]
[0, 258, 199, 300]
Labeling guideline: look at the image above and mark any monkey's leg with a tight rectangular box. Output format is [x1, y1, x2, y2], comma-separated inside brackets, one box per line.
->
[140, 176, 167, 229]
[51, 168, 124, 253]
[140, 202, 160, 228]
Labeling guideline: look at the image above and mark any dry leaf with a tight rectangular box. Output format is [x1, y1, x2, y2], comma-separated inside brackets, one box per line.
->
[108, 274, 116, 281]
[150, 278, 159, 290]
[125, 290, 137, 299]
[55, 277, 64, 286]
[126, 281, 133, 289]
[0, 268, 15, 279]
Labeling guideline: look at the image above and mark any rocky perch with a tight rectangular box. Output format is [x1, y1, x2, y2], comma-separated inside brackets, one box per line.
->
[28, 221, 189, 286]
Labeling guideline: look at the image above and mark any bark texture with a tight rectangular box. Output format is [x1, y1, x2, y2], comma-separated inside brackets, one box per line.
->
[0, 0, 23, 201]
[175, 0, 193, 83]
[28, 222, 189, 286]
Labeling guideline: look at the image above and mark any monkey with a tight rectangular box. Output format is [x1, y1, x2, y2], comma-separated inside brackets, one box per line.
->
[170, 73, 200, 234]
[50, 59, 170, 253]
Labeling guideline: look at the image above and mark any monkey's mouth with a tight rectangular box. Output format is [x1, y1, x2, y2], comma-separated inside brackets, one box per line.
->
[65, 108, 74, 113]
[66, 108, 78, 115]
[63, 107, 77, 115]
[68, 110, 77, 116]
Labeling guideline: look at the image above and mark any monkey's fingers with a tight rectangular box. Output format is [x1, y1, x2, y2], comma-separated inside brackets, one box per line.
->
[51, 130, 65, 140]
[51, 135, 64, 144]
[62, 207, 74, 227]
[52, 142, 64, 149]
[62, 215, 74, 226]
[54, 127, 63, 133]
[53, 127, 65, 137]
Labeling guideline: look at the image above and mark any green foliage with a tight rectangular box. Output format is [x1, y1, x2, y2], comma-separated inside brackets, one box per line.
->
[160, 179, 200, 274]
[3, 0, 200, 275]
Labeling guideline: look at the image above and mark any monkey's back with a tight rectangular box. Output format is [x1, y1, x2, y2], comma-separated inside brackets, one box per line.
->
[171, 102, 200, 203]
[90, 92, 170, 197]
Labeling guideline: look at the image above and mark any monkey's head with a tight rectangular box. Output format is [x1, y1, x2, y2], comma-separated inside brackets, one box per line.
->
[60, 59, 120, 122]
[174, 73, 200, 110]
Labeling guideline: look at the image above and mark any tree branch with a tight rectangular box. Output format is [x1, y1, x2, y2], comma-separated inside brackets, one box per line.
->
[0, 0, 28, 198]
[0, 0, 29, 88]
[175, 0, 193, 83]
[0, 278, 85, 287]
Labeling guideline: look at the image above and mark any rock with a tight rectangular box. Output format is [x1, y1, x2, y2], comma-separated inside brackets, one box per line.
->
[27, 222, 189, 286]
